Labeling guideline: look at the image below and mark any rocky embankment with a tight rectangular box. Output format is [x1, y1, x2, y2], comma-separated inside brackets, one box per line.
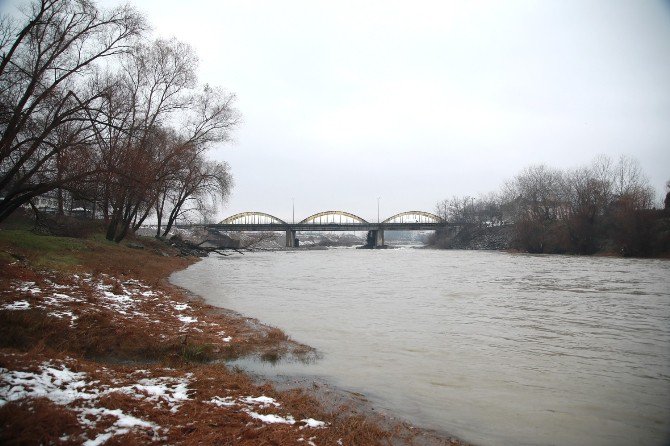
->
[430, 225, 514, 250]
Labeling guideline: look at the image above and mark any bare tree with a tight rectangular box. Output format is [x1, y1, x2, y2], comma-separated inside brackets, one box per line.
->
[100, 38, 198, 241]
[434, 155, 661, 254]
[100, 39, 238, 242]
[0, 1, 239, 241]
[477, 192, 505, 226]
[508, 164, 565, 223]
[435, 198, 449, 221]
[560, 166, 610, 253]
[610, 155, 654, 210]
[0, 0, 145, 223]
[435, 195, 476, 224]
[154, 155, 232, 237]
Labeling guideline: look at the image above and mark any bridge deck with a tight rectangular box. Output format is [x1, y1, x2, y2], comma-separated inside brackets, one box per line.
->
[197, 223, 448, 231]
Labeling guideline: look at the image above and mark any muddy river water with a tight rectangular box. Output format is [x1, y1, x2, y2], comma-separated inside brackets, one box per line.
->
[171, 249, 670, 446]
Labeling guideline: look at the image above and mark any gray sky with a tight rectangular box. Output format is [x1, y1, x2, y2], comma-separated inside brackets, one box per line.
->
[103, 0, 670, 221]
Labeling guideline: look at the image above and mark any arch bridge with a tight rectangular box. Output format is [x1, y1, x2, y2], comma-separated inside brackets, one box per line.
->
[206, 210, 446, 248]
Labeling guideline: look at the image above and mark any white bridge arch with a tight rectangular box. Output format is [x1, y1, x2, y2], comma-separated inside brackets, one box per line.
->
[220, 212, 287, 225]
[381, 211, 444, 224]
[299, 210, 368, 225]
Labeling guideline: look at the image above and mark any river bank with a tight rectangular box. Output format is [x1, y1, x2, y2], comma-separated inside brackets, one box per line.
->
[0, 226, 467, 445]
[428, 212, 670, 258]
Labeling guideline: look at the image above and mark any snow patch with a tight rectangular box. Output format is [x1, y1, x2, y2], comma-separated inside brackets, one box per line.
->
[240, 395, 280, 407]
[15, 282, 41, 294]
[110, 376, 191, 412]
[0, 361, 187, 443]
[210, 396, 236, 407]
[217, 331, 232, 342]
[245, 410, 295, 424]
[80, 407, 160, 446]
[177, 315, 197, 324]
[47, 293, 80, 303]
[0, 364, 96, 406]
[301, 418, 327, 428]
[48, 310, 78, 326]
[2, 300, 30, 310]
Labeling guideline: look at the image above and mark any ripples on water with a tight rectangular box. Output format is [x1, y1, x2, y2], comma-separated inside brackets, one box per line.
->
[171, 249, 670, 446]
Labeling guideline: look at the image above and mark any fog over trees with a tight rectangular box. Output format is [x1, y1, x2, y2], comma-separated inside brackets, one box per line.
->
[0, 0, 238, 241]
[434, 155, 668, 256]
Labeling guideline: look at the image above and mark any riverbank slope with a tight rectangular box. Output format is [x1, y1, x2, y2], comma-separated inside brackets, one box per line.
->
[0, 222, 466, 445]
[429, 209, 670, 257]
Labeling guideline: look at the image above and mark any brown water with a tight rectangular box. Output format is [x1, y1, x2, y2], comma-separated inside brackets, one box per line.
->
[170, 249, 670, 446]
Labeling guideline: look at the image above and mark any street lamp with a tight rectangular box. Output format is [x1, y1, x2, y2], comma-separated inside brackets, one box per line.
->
[292, 198, 295, 224]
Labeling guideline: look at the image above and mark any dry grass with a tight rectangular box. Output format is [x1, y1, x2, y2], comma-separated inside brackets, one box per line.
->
[1, 352, 450, 446]
[0, 259, 309, 364]
[0, 398, 81, 446]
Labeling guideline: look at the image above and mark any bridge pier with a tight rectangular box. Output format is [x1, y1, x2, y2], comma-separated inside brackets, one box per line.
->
[367, 229, 385, 248]
[285, 230, 298, 248]
[375, 229, 384, 248]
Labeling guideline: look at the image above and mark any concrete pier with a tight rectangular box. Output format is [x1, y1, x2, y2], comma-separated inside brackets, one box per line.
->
[285, 230, 297, 248]
[367, 229, 385, 248]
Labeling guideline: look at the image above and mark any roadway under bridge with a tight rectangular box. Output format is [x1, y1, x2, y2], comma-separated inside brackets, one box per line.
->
[195, 210, 449, 248]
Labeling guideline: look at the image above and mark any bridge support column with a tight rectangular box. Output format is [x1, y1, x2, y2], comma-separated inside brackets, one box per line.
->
[285, 230, 297, 248]
[367, 230, 385, 248]
[375, 229, 384, 248]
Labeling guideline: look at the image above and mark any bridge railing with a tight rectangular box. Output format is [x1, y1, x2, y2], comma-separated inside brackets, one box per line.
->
[217, 210, 445, 227]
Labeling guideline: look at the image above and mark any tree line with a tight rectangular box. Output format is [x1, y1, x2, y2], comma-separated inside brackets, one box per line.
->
[0, 0, 238, 241]
[434, 155, 670, 256]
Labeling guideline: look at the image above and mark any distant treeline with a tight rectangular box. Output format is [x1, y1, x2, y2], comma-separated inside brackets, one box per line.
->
[432, 155, 670, 257]
[0, 0, 238, 242]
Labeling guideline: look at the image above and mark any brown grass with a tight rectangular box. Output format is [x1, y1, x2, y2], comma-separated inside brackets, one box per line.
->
[1, 352, 443, 446]
[0, 398, 81, 446]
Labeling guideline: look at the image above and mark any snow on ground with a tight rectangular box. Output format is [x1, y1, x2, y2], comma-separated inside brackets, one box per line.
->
[0, 271, 331, 442]
[240, 395, 281, 407]
[245, 411, 296, 424]
[0, 359, 328, 444]
[0, 364, 95, 406]
[208, 394, 327, 428]
[0, 360, 173, 443]
[79, 407, 161, 446]
[14, 281, 41, 294]
[177, 315, 198, 324]
[0, 269, 336, 443]
[112, 374, 192, 413]
[302, 418, 327, 428]
[1, 272, 231, 336]
[1, 300, 30, 310]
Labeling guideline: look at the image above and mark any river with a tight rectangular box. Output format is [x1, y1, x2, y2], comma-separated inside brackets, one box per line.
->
[170, 248, 670, 446]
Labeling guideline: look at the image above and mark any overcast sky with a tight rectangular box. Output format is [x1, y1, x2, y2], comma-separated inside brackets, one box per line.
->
[97, 0, 670, 221]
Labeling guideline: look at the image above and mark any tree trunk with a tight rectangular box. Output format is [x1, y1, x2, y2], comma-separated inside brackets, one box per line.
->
[162, 197, 187, 237]
[133, 205, 152, 231]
